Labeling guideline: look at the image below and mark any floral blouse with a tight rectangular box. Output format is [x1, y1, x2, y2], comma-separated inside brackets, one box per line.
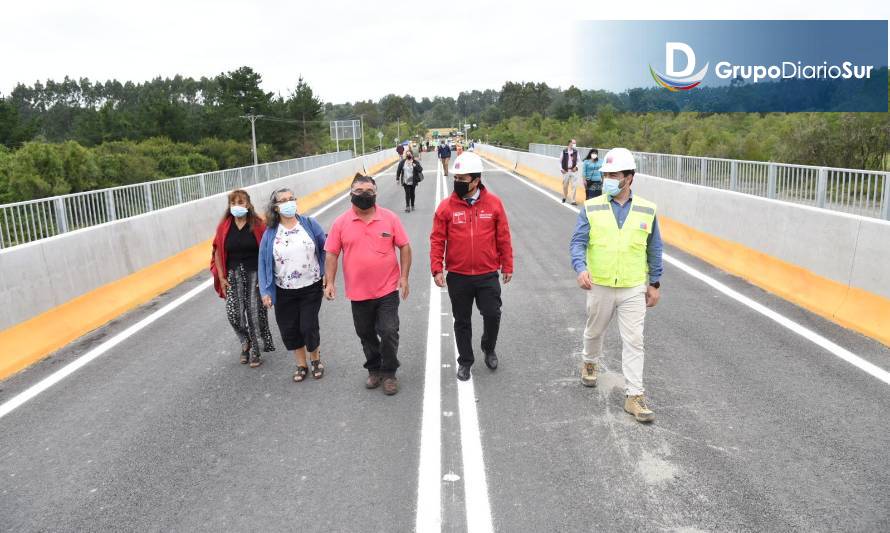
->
[273, 223, 321, 289]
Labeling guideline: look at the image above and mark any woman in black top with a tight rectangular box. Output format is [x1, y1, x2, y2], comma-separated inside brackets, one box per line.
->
[211, 189, 275, 367]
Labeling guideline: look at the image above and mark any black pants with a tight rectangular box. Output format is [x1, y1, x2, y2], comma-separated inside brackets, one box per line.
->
[351, 290, 401, 376]
[446, 272, 502, 367]
[403, 184, 416, 208]
[274, 280, 323, 352]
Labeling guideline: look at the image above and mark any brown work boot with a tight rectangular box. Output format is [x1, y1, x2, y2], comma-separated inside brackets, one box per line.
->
[366, 373, 382, 389]
[382, 376, 399, 396]
[580, 361, 598, 387]
[624, 395, 655, 423]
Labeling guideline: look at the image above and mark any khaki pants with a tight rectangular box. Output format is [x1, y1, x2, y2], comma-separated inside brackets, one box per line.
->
[562, 172, 579, 202]
[582, 283, 647, 395]
[441, 157, 450, 176]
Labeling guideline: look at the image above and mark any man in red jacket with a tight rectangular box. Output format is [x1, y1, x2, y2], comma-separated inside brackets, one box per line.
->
[430, 152, 514, 381]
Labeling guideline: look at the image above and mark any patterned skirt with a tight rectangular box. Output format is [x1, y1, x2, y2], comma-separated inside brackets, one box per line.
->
[225, 264, 275, 357]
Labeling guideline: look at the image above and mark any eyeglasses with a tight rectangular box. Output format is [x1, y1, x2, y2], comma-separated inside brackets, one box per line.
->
[275, 197, 295, 205]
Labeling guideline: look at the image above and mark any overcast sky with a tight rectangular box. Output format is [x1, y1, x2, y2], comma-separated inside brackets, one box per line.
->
[2, 0, 887, 104]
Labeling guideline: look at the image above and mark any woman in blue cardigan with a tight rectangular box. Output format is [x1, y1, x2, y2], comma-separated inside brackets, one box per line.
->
[259, 187, 327, 382]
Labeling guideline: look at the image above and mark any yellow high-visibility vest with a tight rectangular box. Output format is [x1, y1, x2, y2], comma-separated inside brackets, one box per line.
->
[584, 194, 657, 288]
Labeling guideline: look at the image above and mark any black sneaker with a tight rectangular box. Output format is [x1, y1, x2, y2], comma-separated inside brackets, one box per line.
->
[456, 365, 471, 381]
[484, 351, 498, 370]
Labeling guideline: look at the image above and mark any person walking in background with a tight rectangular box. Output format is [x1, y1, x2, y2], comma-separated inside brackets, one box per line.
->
[324, 174, 413, 396]
[582, 148, 603, 199]
[259, 188, 327, 382]
[396, 150, 424, 212]
[212, 189, 275, 368]
[438, 139, 452, 176]
[396, 143, 405, 160]
[561, 139, 580, 205]
[431, 152, 513, 382]
[569, 148, 663, 423]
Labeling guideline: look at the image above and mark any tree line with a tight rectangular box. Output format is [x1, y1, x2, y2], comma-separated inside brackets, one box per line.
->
[2, 68, 888, 204]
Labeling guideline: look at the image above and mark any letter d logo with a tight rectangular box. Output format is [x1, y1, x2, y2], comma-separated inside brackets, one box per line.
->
[666, 42, 695, 77]
[649, 42, 709, 92]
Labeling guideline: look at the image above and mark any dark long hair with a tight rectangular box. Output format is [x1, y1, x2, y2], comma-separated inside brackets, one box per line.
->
[265, 187, 296, 228]
[585, 148, 598, 160]
[220, 189, 261, 228]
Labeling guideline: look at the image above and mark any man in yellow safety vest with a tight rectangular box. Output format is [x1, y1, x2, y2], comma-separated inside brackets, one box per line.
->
[569, 147, 663, 423]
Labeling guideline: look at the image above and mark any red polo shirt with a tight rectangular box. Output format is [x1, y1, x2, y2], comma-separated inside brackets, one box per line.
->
[325, 206, 409, 301]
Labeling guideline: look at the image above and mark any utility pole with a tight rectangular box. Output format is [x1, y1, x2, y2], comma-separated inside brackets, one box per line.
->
[397, 117, 400, 143]
[240, 110, 264, 166]
[360, 115, 365, 155]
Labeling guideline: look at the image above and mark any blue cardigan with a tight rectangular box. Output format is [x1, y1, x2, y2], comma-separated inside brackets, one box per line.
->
[258, 215, 327, 304]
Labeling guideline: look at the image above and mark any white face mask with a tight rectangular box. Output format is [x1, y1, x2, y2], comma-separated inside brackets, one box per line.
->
[570, 144, 576, 149]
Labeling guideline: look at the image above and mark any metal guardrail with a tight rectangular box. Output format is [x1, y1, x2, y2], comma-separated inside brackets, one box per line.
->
[0, 151, 354, 249]
[529, 143, 890, 220]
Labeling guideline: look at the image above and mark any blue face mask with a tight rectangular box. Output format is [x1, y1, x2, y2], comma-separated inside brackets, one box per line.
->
[603, 178, 624, 197]
[230, 205, 248, 217]
[279, 201, 297, 218]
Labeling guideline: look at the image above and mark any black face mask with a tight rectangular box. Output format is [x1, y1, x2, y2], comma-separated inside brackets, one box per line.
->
[351, 192, 376, 210]
[453, 180, 472, 197]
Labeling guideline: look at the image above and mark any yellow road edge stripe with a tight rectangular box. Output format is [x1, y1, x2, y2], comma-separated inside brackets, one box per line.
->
[477, 150, 890, 348]
[0, 156, 397, 381]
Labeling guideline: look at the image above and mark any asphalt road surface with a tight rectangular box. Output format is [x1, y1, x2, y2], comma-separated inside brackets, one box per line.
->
[2, 152, 889, 532]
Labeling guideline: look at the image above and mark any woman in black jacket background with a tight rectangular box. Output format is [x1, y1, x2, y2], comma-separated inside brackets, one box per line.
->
[396, 151, 423, 212]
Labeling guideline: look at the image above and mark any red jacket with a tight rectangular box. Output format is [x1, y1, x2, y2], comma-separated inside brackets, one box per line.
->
[430, 185, 513, 276]
[210, 216, 266, 298]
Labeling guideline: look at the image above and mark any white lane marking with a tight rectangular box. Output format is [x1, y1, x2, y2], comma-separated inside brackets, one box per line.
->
[666, 254, 890, 385]
[0, 280, 212, 420]
[415, 158, 443, 533]
[482, 155, 890, 386]
[454, 338, 494, 533]
[443, 159, 495, 533]
[0, 179, 369, 421]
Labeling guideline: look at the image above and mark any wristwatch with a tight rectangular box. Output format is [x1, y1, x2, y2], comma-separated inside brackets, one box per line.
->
[649, 281, 660, 289]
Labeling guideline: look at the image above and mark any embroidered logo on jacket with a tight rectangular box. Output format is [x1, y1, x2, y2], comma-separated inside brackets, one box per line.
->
[453, 211, 466, 224]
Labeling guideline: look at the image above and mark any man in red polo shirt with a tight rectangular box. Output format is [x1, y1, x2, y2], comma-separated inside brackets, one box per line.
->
[430, 152, 514, 381]
[324, 173, 412, 395]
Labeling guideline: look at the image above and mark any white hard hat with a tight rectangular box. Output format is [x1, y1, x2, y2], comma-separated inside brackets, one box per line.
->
[451, 152, 484, 174]
[599, 147, 636, 173]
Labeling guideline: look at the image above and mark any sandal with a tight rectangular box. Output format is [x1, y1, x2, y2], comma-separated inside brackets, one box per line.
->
[249, 355, 262, 368]
[310, 359, 325, 380]
[240, 343, 250, 364]
[293, 366, 309, 382]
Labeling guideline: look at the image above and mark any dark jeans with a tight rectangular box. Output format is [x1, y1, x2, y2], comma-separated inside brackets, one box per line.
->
[446, 272, 502, 367]
[274, 280, 323, 352]
[350, 290, 401, 376]
[585, 181, 603, 199]
[403, 184, 416, 207]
